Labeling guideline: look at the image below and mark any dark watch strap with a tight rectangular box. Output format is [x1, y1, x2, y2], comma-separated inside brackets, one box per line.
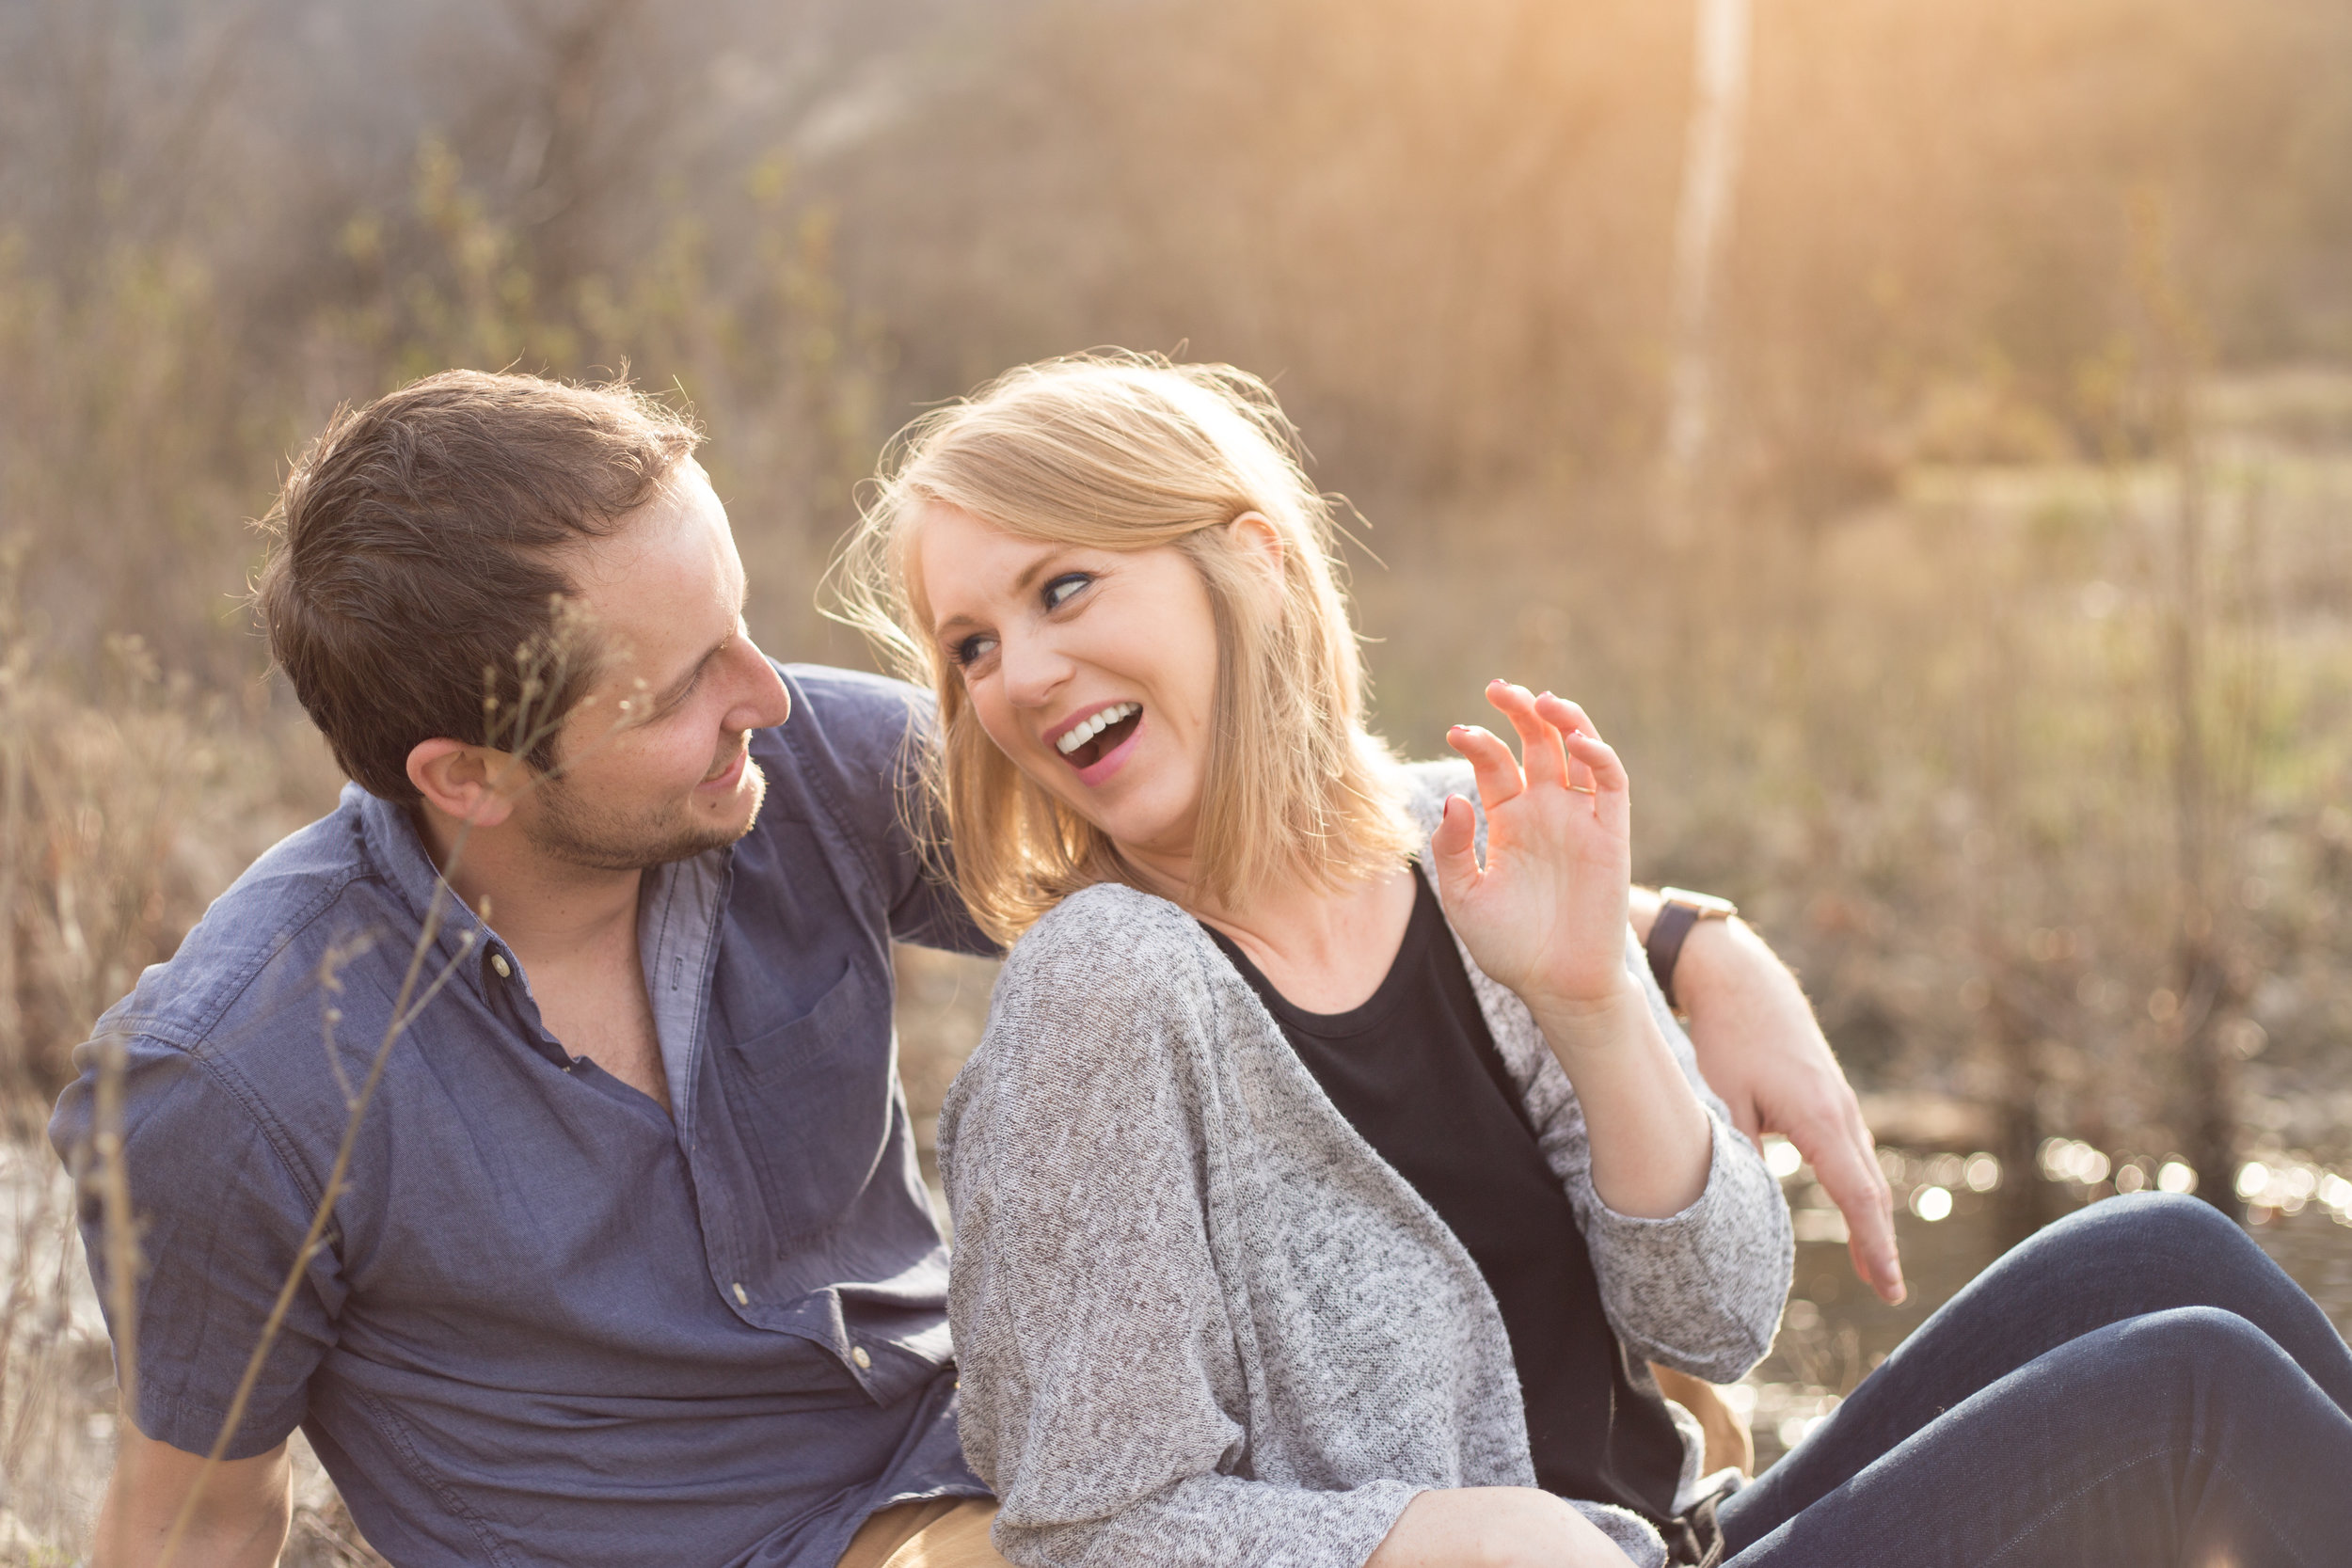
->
[1645, 901, 1703, 1010]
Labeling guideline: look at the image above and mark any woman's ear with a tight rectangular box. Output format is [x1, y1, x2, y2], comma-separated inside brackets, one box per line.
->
[406, 737, 520, 830]
[1227, 512, 1286, 598]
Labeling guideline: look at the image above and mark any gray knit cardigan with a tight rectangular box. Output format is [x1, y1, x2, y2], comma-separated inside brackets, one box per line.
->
[939, 763, 1794, 1568]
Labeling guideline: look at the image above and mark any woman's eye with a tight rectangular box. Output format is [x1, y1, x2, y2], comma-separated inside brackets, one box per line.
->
[1042, 572, 1092, 610]
[951, 633, 997, 668]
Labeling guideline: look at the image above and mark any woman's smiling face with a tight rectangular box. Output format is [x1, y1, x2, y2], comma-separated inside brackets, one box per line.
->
[915, 500, 1223, 872]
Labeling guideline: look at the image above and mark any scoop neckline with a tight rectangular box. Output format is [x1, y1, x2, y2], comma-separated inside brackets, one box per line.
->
[1199, 865, 1439, 1040]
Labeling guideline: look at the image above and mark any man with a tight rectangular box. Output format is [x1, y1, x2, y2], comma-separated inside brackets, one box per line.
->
[54, 371, 1899, 1568]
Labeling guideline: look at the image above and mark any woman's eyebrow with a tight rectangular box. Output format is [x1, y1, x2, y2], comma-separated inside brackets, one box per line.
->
[927, 546, 1077, 639]
[927, 552, 1058, 629]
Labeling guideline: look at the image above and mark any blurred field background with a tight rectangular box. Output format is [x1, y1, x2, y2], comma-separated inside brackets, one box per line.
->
[5, 0, 2352, 1557]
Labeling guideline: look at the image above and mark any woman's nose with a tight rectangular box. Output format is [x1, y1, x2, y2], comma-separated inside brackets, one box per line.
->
[997, 630, 1072, 710]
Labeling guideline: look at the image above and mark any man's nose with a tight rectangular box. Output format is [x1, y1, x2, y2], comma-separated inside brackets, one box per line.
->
[729, 639, 793, 732]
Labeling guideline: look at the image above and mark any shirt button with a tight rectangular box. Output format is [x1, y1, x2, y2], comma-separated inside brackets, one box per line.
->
[850, 1345, 872, 1370]
[490, 953, 512, 979]
[731, 1283, 749, 1306]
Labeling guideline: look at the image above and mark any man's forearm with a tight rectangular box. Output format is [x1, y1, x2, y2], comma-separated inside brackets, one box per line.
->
[1627, 885, 1907, 1302]
[1629, 885, 1798, 1076]
[1628, 884, 1843, 1146]
[93, 1430, 291, 1568]
[1662, 914, 1814, 1102]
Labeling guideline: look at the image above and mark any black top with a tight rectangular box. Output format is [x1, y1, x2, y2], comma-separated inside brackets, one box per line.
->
[1200, 869, 1689, 1521]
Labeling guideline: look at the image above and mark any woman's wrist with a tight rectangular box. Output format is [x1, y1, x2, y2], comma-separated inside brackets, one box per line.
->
[1522, 974, 1649, 1056]
[1528, 981, 1715, 1218]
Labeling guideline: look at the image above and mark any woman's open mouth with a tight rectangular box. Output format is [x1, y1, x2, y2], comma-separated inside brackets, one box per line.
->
[1052, 701, 1143, 775]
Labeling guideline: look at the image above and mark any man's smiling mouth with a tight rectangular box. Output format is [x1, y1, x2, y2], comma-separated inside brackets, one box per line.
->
[1053, 702, 1142, 768]
[702, 739, 750, 785]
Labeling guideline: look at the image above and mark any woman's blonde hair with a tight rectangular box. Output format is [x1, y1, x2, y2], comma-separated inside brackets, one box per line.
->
[834, 352, 1417, 943]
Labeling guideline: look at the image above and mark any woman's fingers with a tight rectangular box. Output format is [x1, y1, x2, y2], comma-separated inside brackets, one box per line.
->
[1534, 692, 1602, 752]
[1445, 723, 1524, 812]
[1540, 694, 1625, 799]
[1486, 680, 1569, 789]
[1556, 727, 1627, 795]
[1536, 692, 1599, 794]
[1454, 687, 1625, 825]
[1427, 793, 1484, 904]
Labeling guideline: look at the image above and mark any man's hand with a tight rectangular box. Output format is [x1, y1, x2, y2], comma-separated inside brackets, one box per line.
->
[1633, 891, 1906, 1305]
[1366, 1487, 1640, 1568]
[92, 1426, 290, 1568]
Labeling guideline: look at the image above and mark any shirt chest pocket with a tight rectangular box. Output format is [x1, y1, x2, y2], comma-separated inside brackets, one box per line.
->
[716, 959, 900, 1244]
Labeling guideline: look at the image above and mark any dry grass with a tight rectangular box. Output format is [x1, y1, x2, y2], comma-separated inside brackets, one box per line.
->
[6, 353, 2351, 1559]
[0, 593, 638, 1560]
[4, 446, 2352, 1560]
[5, 380, 2351, 1560]
[0, 5, 2345, 1551]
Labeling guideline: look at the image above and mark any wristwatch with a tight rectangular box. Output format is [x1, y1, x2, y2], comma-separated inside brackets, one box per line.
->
[1645, 887, 1738, 1012]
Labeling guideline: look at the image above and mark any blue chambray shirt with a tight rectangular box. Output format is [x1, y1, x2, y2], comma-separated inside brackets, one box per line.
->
[50, 665, 998, 1568]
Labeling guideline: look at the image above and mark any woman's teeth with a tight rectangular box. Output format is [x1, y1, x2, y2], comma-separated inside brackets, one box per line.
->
[1055, 702, 1139, 755]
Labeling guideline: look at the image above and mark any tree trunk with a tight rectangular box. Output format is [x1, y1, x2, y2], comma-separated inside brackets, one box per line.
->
[1659, 0, 1754, 541]
[2131, 193, 2241, 1219]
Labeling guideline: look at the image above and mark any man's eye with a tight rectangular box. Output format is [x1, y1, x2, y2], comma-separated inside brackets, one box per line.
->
[1043, 573, 1091, 610]
[951, 633, 997, 668]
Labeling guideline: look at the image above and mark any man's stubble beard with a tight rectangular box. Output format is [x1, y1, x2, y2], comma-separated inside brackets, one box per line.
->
[524, 758, 771, 873]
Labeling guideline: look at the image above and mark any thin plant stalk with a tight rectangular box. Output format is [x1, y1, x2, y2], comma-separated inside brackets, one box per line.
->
[93, 1034, 140, 1430]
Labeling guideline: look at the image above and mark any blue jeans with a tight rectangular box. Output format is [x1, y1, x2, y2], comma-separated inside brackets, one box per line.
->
[1715, 1194, 2352, 1565]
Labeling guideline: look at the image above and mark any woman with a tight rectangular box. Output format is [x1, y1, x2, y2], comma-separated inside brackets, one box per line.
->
[840, 354, 2352, 1568]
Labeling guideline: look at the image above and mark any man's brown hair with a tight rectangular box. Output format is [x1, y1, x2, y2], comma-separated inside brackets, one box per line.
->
[255, 370, 702, 802]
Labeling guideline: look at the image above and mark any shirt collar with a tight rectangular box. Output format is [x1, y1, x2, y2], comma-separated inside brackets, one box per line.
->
[637, 848, 733, 1136]
[350, 783, 507, 979]
[351, 783, 736, 1075]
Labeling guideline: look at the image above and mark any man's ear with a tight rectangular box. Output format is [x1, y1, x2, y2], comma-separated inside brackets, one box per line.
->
[1227, 512, 1285, 598]
[406, 738, 519, 829]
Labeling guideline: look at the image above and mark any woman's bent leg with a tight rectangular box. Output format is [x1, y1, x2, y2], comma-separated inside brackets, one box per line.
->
[1720, 1192, 2352, 1546]
[1724, 1307, 2352, 1567]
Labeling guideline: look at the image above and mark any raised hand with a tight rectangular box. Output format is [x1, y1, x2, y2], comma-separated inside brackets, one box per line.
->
[1428, 681, 1633, 1022]
[1431, 682, 1714, 1219]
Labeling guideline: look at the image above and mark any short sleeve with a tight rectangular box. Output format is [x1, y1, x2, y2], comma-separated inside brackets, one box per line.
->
[50, 1032, 343, 1458]
[777, 664, 997, 958]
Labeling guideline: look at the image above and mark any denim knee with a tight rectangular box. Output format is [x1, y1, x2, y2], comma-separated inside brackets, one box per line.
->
[2106, 1305, 2285, 1408]
[2032, 1191, 2250, 1272]
[2051, 1189, 2233, 1241]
